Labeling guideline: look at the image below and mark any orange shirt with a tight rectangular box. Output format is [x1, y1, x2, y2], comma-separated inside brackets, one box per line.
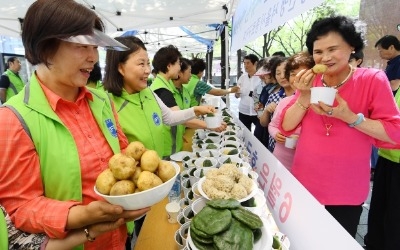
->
[0, 82, 128, 250]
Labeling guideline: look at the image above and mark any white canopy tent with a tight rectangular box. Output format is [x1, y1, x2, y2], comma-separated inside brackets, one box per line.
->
[0, 0, 237, 54]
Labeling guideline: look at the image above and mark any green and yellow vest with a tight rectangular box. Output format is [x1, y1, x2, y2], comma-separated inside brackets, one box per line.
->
[110, 88, 164, 157]
[378, 90, 400, 163]
[0, 208, 7, 250]
[3, 69, 25, 101]
[186, 74, 201, 107]
[151, 76, 190, 156]
[4, 74, 121, 250]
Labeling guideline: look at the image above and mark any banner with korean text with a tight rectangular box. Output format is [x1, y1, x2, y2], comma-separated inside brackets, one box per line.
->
[231, 0, 325, 52]
[242, 128, 363, 250]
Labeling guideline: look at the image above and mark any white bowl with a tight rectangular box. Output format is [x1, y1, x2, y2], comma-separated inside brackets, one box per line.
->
[219, 147, 240, 157]
[200, 143, 220, 150]
[193, 167, 217, 179]
[94, 161, 180, 210]
[197, 176, 258, 203]
[203, 136, 221, 144]
[223, 135, 240, 142]
[220, 140, 242, 149]
[240, 189, 267, 217]
[199, 149, 220, 158]
[205, 131, 221, 138]
[194, 157, 219, 168]
[195, 129, 207, 139]
[218, 155, 243, 166]
[191, 182, 201, 200]
[191, 197, 207, 215]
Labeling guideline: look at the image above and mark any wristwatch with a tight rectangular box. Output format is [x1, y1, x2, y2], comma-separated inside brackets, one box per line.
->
[348, 113, 365, 127]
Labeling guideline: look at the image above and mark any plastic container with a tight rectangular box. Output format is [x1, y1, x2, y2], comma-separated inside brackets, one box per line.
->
[168, 173, 181, 203]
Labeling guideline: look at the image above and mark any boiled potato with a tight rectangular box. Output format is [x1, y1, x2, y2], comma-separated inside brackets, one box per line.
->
[110, 180, 135, 196]
[140, 150, 160, 172]
[312, 64, 328, 74]
[109, 153, 137, 180]
[95, 168, 117, 195]
[125, 141, 146, 161]
[157, 160, 176, 182]
[131, 167, 142, 186]
[137, 171, 163, 191]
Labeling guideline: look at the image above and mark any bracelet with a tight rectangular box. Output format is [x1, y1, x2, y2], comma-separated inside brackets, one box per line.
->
[84, 228, 96, 242]
[348, 113, 365, 127]
[295, 101, 309, 111]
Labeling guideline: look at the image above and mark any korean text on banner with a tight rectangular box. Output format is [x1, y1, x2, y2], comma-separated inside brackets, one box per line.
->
[241, 126, 363, 250]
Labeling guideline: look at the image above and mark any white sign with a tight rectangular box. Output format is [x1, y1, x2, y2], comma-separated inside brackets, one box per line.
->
[241, 128, 363, 250]
[231, 0, 325, 52]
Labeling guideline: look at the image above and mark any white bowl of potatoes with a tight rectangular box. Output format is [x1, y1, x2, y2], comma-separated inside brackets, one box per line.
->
[94, 141, 180, 210]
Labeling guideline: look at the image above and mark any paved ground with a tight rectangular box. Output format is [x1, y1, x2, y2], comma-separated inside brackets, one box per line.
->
[224, 93, 369, 247]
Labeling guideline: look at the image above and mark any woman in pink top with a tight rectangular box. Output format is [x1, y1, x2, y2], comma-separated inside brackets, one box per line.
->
[280, 16, 400, 238]
[268, 52, 314, 171]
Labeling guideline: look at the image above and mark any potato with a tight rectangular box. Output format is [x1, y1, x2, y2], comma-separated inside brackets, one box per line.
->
[125, 141, 146, 161]
[110, 180, 135, 196]
[131, 167, 142, 186]
[140, 150, 160, 172]
[95, 168, 117, 195]
[157, 160, 176, 182]
[312, 64, 328, 74]
[137, 171, 163, 191]
[109, 153, 137, 180]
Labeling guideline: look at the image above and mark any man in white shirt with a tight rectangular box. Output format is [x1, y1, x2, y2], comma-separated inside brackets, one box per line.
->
[235, 54, 259, 132]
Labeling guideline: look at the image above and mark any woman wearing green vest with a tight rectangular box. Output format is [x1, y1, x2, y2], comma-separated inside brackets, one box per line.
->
[103, 37, 215, 159]
[0, 56, 25, 103]
[150, 47, 225, 157]
[151, 57, 226, 155]
[102, 36, 215, 239]
[0, 1, 149, 250]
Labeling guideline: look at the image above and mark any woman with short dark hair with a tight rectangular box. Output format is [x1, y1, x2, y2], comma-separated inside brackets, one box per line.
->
[281, 15, 400, 238]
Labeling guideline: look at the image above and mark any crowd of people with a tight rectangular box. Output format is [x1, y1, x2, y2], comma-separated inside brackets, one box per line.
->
[1, 0, 400, 250]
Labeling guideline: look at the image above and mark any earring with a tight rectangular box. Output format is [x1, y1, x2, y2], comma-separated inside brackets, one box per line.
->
[351, 51, 355, 54]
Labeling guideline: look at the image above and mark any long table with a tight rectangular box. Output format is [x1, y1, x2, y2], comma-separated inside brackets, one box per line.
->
[134, 128, 195, 250]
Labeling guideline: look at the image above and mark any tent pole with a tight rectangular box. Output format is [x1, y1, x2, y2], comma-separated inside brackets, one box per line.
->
[224, 21, 230, 109]
[220, 24, 227, 106]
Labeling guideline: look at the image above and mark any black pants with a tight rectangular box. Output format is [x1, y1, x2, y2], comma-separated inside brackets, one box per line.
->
[325, 204, 363, 238]
[239, 112, 260, 132]
[253, 123, 269, 148]
[364, 157, 400, 250]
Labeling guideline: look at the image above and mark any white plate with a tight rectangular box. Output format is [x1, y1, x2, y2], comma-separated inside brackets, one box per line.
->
[197, 176, 258, 203]
[170, 151, 192, 162]
[187, 217, 273, 250]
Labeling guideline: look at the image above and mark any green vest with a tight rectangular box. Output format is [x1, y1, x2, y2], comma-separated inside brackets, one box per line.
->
[4, 74, 121, 250]
[3, 69, 25, 101]
[378, 90, 400, 163]
[87, 80, 104, 90]
[151, 76, 190, 156]
[186, 75, 201, 107]
[0, 208, 7, 250]
[110, 88, 164, 157]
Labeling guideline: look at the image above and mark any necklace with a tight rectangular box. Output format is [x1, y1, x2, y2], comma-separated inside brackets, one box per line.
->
[322, 64, 354, 89]
[325, 123, 333, 136]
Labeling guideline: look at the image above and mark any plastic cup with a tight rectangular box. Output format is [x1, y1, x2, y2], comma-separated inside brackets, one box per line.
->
[285, 135, 299, 149]
[310, 87, 337, 106]
[174, 229, 184, 249]
[165, 201, 180, 223]
[204, 115, 222, 129]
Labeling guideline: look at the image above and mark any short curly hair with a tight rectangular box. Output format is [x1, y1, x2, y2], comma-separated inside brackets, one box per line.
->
[305, 16, 364, 55]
